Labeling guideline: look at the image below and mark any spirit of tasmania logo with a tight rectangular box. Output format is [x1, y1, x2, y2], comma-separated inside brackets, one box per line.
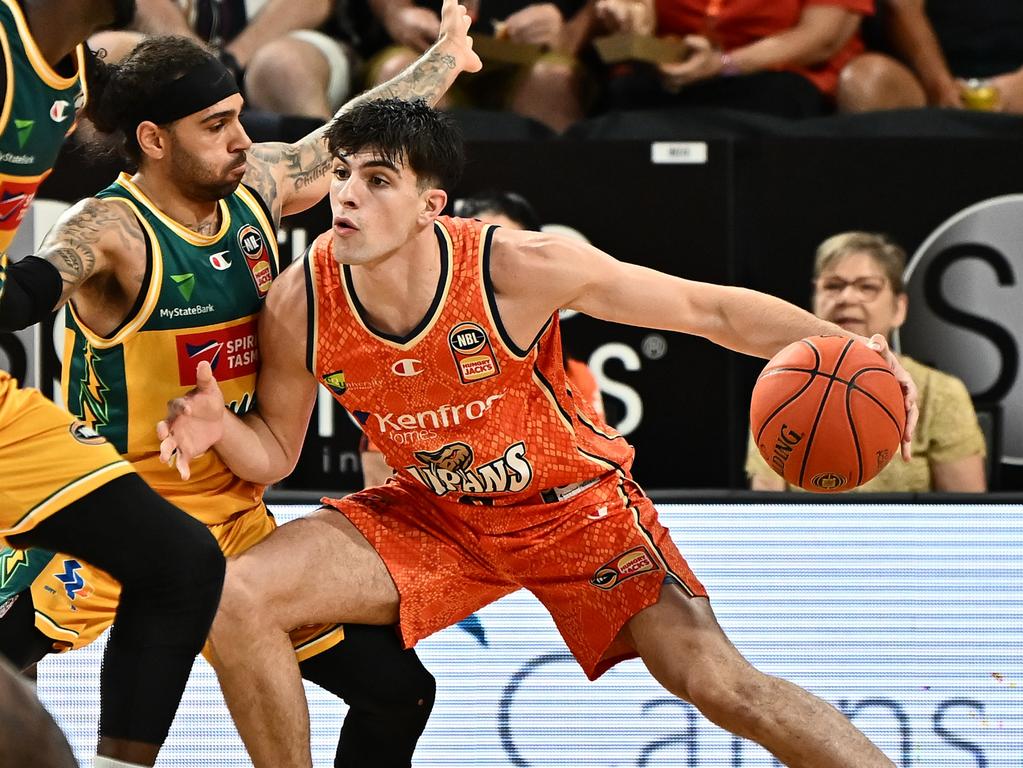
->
[175, 319, 258, 385]
[406, 440, 533, 496]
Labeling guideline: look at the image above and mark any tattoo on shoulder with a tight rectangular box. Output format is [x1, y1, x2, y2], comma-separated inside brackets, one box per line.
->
[40, 199, 142, 294]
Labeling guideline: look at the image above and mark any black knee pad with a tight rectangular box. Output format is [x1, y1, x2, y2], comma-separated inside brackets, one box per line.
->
[11, 474, 225, 651]
[300, 625, 436, 768]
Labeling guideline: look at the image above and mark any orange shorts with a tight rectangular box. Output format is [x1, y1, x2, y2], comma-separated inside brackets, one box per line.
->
[322, 471, 706, 680]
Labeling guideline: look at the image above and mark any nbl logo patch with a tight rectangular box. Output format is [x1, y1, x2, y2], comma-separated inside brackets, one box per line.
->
[590, 546, 659, 591]
[449, 321, 499, 384]
[237, 224, 273, 297]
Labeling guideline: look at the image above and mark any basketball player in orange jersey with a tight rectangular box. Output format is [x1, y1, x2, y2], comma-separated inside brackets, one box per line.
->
[1, 3, 480, 766]
[0, 2, 227, 767]
[159, 99, 919, 768]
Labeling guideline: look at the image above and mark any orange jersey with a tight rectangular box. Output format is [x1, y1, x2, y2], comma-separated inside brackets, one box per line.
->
[306, 216, 633, 504]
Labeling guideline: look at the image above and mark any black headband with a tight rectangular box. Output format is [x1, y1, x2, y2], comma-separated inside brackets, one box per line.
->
[133, 55, 240, 126]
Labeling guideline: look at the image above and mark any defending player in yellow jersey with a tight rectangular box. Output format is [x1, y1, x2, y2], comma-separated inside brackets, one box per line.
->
[0, 2, 227, 766]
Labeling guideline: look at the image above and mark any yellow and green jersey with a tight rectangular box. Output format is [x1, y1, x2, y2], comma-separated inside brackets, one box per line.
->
[62, 173, 279, 526]
[0, 0, 86, 252]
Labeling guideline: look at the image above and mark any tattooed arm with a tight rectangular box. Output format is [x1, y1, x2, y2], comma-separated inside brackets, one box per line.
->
[36, 197, 145, 309]
[242, 0, 482, 224]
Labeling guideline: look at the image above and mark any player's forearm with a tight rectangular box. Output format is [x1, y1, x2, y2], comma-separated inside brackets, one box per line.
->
[215, 410, 299, 485]
[708, 287, 852, 359]
[339, 39, 461, 117]
[271, 36, 464, 216]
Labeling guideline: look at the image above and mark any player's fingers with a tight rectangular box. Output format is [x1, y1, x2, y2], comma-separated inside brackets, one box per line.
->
[196, 360, 216, 389]
[158, 433, 177, 464]
[902, 400, 919, 462]
[156, 419, 170, 442]
[866, 333, 888, 355]
[177, 452, 191, 482]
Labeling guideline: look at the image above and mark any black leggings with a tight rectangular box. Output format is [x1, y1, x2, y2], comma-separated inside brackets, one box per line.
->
[2, 485, 433, 765]
[5, 474, 225, 746]
[1, 610, 435, 766]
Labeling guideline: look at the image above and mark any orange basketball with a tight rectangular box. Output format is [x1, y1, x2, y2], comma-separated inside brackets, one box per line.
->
[750, 335, 906, 492]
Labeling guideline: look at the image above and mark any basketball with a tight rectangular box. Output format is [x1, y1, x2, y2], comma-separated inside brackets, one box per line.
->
[750, 335, 906, 492]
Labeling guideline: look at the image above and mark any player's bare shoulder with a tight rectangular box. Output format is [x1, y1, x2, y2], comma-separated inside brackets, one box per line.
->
[37, 196, 146, 303]
[486, 225, 595, 308]
[258, 254, 310, 359]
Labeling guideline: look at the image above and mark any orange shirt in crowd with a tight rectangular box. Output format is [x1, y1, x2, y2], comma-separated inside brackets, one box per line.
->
[655, 0, 874, 96]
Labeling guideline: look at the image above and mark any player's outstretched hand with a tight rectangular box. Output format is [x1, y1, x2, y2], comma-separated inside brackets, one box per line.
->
[438, 0, 482, 74]
[867, 334, 919, 461]
[157, 361, 226, 481]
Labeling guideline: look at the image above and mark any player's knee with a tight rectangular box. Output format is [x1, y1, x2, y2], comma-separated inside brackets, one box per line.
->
[145, 512, 224, 599]
[384, 655, 436, 715]
[209, 558, 272, 640]
[679, 659, 770, 734]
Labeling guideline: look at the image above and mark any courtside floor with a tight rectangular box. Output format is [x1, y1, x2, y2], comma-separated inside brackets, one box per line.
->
[39, 501, 1023, 767]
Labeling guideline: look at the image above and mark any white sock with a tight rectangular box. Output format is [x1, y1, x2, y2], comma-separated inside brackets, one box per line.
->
[94, 757, 147, 768]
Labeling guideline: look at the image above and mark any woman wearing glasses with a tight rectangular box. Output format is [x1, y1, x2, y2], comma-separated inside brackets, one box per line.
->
[745, 231, 987, 492]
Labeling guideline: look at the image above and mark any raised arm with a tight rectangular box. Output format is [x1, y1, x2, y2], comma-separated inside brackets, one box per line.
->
[241, 0, 481, 224]
[158, 258, 318, 484]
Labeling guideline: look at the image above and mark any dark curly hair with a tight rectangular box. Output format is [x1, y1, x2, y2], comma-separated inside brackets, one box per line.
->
[85, 36, 216, 164]
[324, 98, 464, 192]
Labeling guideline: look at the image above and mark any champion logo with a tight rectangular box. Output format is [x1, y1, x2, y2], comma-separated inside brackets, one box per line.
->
[391, 359, 424, 377]
[50, 100, 70, 122]
[208, 250, 232, 270]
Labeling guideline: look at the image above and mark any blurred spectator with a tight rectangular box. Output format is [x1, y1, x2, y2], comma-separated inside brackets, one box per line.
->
[848, 0, 1023, 112]
[745, 232, 987, 492]
[364, 0, 595, 132]
[361, 191, 606, 488]
[595, 0, 895, 118]
[90, 0, 356, 119]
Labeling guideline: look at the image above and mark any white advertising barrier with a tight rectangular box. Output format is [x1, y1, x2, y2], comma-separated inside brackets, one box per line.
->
[38, 503, 1022, 767]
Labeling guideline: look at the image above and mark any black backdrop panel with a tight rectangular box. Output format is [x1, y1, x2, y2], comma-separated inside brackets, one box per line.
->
[37, 133, 1023, 491]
